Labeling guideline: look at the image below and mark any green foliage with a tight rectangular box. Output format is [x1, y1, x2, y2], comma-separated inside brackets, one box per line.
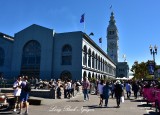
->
[131, 61, 150, 80]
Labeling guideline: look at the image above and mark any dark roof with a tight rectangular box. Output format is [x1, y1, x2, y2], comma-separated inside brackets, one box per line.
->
[0, 32, 14, 42]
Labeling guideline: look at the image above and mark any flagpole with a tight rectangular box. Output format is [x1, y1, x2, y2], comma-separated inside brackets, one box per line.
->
[84, 15, 86, 33]
[84, 19, 85, 33]
[101, 42, 102, 49]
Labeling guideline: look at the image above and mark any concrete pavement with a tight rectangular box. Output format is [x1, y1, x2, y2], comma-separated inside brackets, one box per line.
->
[0, 92, 158, 115]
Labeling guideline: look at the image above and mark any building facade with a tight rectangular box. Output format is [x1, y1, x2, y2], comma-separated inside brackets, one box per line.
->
[0, 24, 116, 80]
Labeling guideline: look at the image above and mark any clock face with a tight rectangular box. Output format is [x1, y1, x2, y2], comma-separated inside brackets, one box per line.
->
[109, 42, 116, 49]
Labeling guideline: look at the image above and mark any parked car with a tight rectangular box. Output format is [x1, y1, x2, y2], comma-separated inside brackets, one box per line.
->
[0, 94, 10, 111]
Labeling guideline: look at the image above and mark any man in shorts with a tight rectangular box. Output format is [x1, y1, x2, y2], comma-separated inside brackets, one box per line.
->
[17, 76, 30, 115]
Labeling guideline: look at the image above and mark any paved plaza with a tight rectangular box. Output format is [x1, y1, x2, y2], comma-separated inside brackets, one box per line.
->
[0, 92, 158, 115]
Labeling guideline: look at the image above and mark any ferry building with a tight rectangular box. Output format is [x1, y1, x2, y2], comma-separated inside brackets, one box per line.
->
[0, 12, 129, 80]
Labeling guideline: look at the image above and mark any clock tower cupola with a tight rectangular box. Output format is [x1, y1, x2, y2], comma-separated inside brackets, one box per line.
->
[107, 12, 119, 63]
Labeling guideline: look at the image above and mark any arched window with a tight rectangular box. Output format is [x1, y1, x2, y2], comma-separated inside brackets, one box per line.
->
[0, 47, 5, 66]
[88, 72, 91, 81]
[98, 56, 100, 70]
[101, 58, 102, 71]
[83, 71, 87, 78]
[95, 54, 97, 69]
[83, 45, 87, 65]
[88, 49, 91, 67]
[92, 52, 94, 68]
[21, 40, 41, 78]
[62, 44, 72, 65]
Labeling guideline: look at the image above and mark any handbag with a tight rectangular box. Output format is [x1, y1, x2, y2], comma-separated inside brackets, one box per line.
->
[121, 96, 124, 103]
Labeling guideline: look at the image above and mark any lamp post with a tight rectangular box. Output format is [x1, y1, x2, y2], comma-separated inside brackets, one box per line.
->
[149, 45, 158, 62]
[149, 45, 158, 78]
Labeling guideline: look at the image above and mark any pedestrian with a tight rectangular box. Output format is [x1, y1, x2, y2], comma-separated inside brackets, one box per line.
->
[34, 78, 39, 89]
[132, 81, 139, 99]
[97, 80, 104, 106]
[18, 76, 31, 115]
[111, 81, 115, 98]
[56, 80, 61, 99]
[75, 80, 81, 93]
[82, 77, 90, 101]
[13, 75, 22, 112]
[114, 80, 123, 108]
[103, 81, 110, 107]
[125, 81, 132, 98]
[63, 81, 68, 98]
[67, 79, 72, 99]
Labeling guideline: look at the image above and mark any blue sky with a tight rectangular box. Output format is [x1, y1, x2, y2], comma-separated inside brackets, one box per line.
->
[0, 0, 160, 69]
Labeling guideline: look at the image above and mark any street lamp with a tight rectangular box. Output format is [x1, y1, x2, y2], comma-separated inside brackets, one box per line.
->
[149, 45, 158, 62]
[149, 45, 158, 78]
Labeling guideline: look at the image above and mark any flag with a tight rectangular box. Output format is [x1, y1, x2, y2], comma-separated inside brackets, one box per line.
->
[89, 32, 94, 36]
[80, 14, 85, 23]
[99, 38, 102, 43]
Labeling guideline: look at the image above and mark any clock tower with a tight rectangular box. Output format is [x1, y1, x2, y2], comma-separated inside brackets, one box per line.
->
[107, 12, 119, 63]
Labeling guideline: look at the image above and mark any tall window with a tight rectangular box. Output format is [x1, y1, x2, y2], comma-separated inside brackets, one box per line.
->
[95, 54, 97, 69]
[0, 47, 5, 66]
[21, 40, 41, 78]
[92, 52, 94, 68]
[83, 45, 87, 65]
[88, 49, 91, 67]
[62, 44, 72, 65]
[98, 56, 100, 70]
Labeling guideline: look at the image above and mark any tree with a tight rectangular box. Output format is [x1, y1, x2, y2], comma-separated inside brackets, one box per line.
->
[131, 61, 149, 80]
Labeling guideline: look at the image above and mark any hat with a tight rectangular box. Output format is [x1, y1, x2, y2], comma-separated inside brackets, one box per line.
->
[116, 80, 121, 84]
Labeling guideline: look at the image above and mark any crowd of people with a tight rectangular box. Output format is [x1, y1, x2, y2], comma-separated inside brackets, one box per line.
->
[12, 76, 82, 114]
[11, 75, 160, 114]
[13, 75, 31, 115]
[81, 77, 160, 108]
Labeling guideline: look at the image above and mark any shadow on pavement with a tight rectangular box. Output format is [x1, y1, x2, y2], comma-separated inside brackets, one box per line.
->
[143, 111, 158, 115]
[0, 111, 14, 114]
[137, 104, 152, 108]
[83, 105, 118, 109]
[66, 100, 83, 102]
[130, 99, 146, 102]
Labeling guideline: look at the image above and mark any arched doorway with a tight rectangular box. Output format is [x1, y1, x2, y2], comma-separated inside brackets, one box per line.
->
[60, 71, 72, 81]
[119, 74, 125, 78]
[83, 71, 87, 79]
[88, 72, 91, 81]
[20, 40, 41, 79]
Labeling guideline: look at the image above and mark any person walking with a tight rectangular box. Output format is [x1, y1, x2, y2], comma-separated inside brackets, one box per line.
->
[114, 80, 123, 108]
[103, 81, 110, 107]
[132, 81, 139, 99]
[82, 77, 90, 101]
[97, 80, 104, 106]
[66, 79, 72, 99]
[13, 75, 22, 112]
[111, 81, 115, 98]
[63, 81, 68, 98]
[18, 76, 31, 115]
[34, 78, 39, 89]
[125, 81, 132, 99]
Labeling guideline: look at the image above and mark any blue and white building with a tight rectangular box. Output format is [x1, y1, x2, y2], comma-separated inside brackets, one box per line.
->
[0, 24, 116, 80]
[0, 12, 130, 80]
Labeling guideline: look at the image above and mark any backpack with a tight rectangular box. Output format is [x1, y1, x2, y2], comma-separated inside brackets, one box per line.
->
[23, 82, 31, 92]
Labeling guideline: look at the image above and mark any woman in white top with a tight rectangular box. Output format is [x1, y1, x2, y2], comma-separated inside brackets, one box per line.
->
[13, 76, 22, 112]
[97, 80, 104, 106]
